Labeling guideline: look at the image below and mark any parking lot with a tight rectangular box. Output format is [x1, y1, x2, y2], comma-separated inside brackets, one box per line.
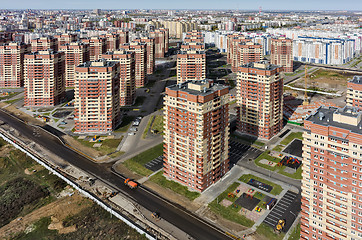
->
[263, 190, 301, 232]
[144, 156, 163, 172]
[229, 140, 262, 166]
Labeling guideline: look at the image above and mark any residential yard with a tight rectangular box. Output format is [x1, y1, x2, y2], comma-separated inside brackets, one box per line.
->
[256, 223, 285, 240]
[143, 115, 163, 138]
[149, 171, 200, 201]
[208, 182, 255, 227]
[239, 174, 283, 196]
[280, 132, 303, 146]
[123, 143, 163, 176]
[254, 151, 302, 179]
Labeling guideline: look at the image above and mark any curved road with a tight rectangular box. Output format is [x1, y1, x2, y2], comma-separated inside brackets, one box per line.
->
[0, 110, 232, 240]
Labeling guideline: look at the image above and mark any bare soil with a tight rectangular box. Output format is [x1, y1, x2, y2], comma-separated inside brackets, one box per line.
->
[0, 103, 44, 126]
[63, 135, 103, 159]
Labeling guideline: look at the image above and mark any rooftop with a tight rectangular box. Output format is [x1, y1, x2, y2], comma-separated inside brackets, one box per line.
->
[78, 59, 117, 68]
[167, 79, 228, 96]
[240, 61, 281, 71]
[349, 75, 362, 85]
[306, 106, 362, 135]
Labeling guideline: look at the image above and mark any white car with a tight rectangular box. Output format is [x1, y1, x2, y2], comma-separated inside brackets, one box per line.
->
[128, 132, 136, 136]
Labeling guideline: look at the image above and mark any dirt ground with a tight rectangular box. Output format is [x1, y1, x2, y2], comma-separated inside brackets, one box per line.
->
[0, 103, 44, 126]
[202, 208, 247, 232]
[113, 163, 143, 181]
[63, 135, 104, 160]
[0, 190, 91, 239]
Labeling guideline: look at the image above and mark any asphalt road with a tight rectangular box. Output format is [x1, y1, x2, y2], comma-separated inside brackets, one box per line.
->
[0, 109, 232, 240]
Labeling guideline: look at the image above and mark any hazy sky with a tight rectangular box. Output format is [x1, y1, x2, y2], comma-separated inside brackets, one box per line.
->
[1, 0, 361, 11]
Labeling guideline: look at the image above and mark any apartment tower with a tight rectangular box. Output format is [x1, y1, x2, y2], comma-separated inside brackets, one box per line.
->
[149, 29, 169, 58]
[301, 106, 362, 240]
[163, 79, 230, 192]
[347, 76, 362, 111]
[133, 37, 155, 75]
[117, 30, 129, 46]
[119, 42, 147, 87]
[227, 34, 252, 72]
[81, 37, 106, 61]
[24, 50, 65, 106]
[54, 33, 77, 49]
[31, 36, 58, 52]
[74, 60, 120, 133]
[59, 42, 90, 87]
[236, 61, 283, 140]
[177, 50, 206, 84]
[101, 33, 120, 52]
[237, 42, 263, 67]
[102, 50, 136, 106]
[0, 42, 30, 87]
[271, 37, 293, 73]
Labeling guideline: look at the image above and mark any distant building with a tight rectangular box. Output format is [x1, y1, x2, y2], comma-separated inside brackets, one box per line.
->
[74, 60, 120, 133]
[227, 34, 252, 72]
[301, 106, 362, 240]
[347, 76, 362, 111]
[162, 21, 197, 39]
[163, 79, 230, 192]
[101, 33, 120, 52]
[81, 37, 106, 61]
[236, 42, 263, 68]
[102, 50, 136, 106]
[24, 50, 65, 107]
[54, 33, 78, 49]
[119, 42, 147, 87]
[270, 37, 293, 72]
[177, 50, 206, 84]
[133, 37, 155, 75]
[117, 30, 129, 46]
[237, 61, 283, 140]
[31, 36, 58, 52]
[149, 29, 169, 58]
[59, 42, 90, 87]
[0, 42, 30, 88]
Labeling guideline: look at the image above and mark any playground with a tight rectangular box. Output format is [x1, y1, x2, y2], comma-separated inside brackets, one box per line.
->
[278, 156, 302, 170]
[247, 179, 273, 193]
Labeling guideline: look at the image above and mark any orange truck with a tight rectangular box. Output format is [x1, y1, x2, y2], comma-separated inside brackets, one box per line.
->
[124, 178, 138, 189]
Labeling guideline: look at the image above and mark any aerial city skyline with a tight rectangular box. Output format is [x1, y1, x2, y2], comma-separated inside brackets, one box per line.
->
[0, 4, 361, 240]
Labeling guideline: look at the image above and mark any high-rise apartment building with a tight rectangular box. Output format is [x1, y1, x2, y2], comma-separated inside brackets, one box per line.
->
[119, 42, 147, 87]
[102, 50, 136, 106]
[133, 37, 155, 75]
[31, 37, 58, 52]
[24, 50, 65, 106]
[162, 21, 197, 39]
[149, 29, 169, 58]
[54, 33, 77, 49]
[81, 37, 106, 61]
[227, 34, 252, 72]
[74, 60, 120, 133]
[177, 50, 206, 84]
[301, 106, 362, 240]
[180, 42, 205, 51]
[347, 76, 362, 111]
[163, 79, 230, 192]
[236, 61, 283, 140]
[0, 42, 30, 88]
[117, 30, 129, 46]
[101, 33, 120, 52]
[271, 37, 293, 73]
[237, 42, 263, 67]
[59, 42, 90, 87]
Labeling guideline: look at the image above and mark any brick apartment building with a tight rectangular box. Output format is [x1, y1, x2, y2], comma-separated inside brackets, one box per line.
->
[271, 37, 293, 73]
[119, 42, 147, 87]
[347, 76, 362, 111]
[74, 60, 120, 133]
[81, 37, 106, 61]
[177, 50, 206, 84]
[227, 34, 252, 72]
[133, 37, 155, 75]
[101, 33, 120, 52]
[0, 42, 30, 87]
[54, 33, 78, 49]
[163, 79, 230, 192]
[31, 36, 58, 52]
[117, 30, 129, 46]
[149, 28, 169, 58]
[24, 50, 65, 106]
[102, 50, 136, 106]
[237, 42, 263, 67]
[236, 61, 283, 140]
[59, 42, 90, 87]
[301, 106, 362, 240]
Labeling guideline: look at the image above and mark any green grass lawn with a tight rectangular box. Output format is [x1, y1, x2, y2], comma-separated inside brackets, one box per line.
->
[208, 182, 254, 227]
[123, 143, 163, 176]
[143, 115, 164, 138]
[5, 98, 21, 104]
[311, 69, 352, 82]
[239, 174, 283, 196]
[280, 132, 303, 146]
[288, 223, 301, 240]
[114, 116, 136, 132]
[256, 223, 285, 240]
[149, 171, 200, 201]
[273, 145, 284, 152]
[74, 137, 124, 156]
